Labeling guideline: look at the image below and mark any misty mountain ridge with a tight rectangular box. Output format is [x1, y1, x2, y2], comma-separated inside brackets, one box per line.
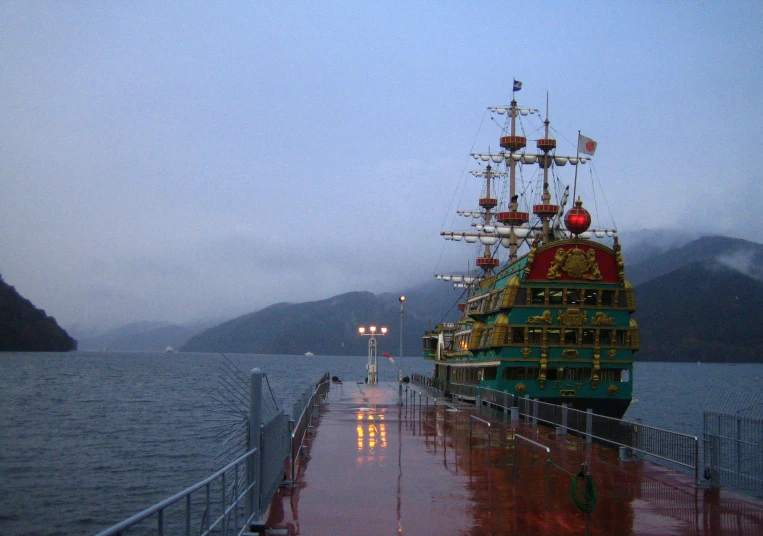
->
[68, 235, 762, 362]
[76, 319, 222, 352]
[181, 290, 460, 356]
[626, 235, 763, 286]
[634, 258, 763, 362]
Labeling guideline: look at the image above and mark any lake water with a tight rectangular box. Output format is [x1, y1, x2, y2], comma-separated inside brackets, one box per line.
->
[0, 352, 760, 535]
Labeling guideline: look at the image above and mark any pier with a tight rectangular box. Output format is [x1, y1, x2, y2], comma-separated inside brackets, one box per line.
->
[265, 381, 763, 536]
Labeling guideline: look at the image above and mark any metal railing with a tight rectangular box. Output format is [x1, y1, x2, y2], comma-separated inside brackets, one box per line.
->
[95, 448, 258, 536]
[408, 387, 596, 519]
[411, 375, 699, 483]
[703, 390, 763, 497]
[97, 369, 331, 535]
[289, 373, 330, 481]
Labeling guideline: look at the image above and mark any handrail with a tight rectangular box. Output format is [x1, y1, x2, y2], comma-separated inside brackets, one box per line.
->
[95, 448, 258, 536]
[514, 433, 551, 454]
[413, 374, 699, 482]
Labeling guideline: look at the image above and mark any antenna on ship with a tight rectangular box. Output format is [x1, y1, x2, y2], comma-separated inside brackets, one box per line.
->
[573, 130, 581, 202]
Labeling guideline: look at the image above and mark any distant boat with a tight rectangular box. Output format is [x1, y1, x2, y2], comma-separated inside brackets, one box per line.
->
[305, 352, 314, 356]
[165, 346, 175, 353]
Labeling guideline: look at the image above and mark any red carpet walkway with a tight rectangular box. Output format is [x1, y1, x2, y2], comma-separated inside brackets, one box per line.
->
[265, 381, 763, 535]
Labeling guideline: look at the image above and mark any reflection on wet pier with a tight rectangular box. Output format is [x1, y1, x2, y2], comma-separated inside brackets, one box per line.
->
[266, 382, 763, 535]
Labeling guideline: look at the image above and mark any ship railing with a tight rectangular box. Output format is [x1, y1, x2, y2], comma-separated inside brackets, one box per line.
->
[97, 369, 331, 536]
[477, 385, 700, 484]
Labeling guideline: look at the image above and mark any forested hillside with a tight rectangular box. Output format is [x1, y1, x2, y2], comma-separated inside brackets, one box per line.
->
[0, 275, 76, 351]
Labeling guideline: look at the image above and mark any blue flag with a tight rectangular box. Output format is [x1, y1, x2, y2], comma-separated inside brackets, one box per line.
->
[513, 79, 522, 92]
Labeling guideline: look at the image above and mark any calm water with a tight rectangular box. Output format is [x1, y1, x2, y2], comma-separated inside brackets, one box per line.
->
[0, 353, 759, 535]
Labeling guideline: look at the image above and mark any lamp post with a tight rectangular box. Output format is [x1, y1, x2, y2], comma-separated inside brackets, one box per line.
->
[398, 296, 405, 381]
[358, 325, 387, 385]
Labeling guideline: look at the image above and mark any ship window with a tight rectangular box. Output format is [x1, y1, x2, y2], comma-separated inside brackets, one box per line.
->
[581, 329, 595, 345]
[599, 329, 612, 345]
[584, 289, 598, 305]
[549, 288, 563, 305]
[601, 290, 615, 307]
[566, 289, 580, 305]
[514, 288, 527, 305]
[480, 328, 491, 347]
[483, 367, 497, 380]
[502, 367, 539, 380]
[546, 328, 561, 345]
[618, 291, 628, 308]
[600, 368, 618, 381]
[531, 288, 546, 304]
[564, 329, 578, 345]
[562, 367, 587, 381]
[511, 327, 524, 344]
[616, 330, 627, 346]
[529, 328, 543, 344]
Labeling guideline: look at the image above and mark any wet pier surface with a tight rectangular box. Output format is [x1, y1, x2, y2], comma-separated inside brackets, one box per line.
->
[265, 382, 763, 535]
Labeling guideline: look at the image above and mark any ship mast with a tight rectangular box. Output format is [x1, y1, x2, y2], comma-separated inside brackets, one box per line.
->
[475, 164, 499, 273]
[533, 93, 559, 244]
[497, 95, 530, 260]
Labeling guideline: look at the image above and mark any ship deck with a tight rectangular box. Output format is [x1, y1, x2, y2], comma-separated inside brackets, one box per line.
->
[264, 381, 763, 536]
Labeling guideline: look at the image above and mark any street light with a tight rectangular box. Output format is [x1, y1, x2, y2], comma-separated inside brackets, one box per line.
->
[399, 296, 406, 381]
[359, 325, 387, 385]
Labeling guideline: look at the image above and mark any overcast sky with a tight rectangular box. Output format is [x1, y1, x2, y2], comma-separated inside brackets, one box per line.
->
[1, 2, 761, 333]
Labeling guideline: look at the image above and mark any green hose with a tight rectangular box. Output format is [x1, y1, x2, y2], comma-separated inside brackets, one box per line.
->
[570, 470, 597, 513]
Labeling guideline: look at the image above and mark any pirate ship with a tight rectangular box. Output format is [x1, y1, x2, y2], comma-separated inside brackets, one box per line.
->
[423, 83, 638, 418]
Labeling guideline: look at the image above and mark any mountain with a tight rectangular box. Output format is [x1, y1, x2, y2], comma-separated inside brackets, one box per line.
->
[101, 235, 763, 363]
[181, 288, 462, 356]
[626, 236, 763, 286]
[0, 275, 76, 351]
[77, 320, 218, 352]
[617, 229, 702, 266]
[634, 259, 763, 362]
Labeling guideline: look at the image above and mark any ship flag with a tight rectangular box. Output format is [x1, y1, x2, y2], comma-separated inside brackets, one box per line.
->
[578, 134, 597, 156]
[513, 79, 522, 92]
[383, 352, 395, 365]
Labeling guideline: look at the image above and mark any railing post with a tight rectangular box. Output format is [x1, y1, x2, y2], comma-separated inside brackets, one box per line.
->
[248, 368, 263, 524]
[289, 419, 296, 483]
[586, 408, 593, 444]
[557, 403, 568, 435]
